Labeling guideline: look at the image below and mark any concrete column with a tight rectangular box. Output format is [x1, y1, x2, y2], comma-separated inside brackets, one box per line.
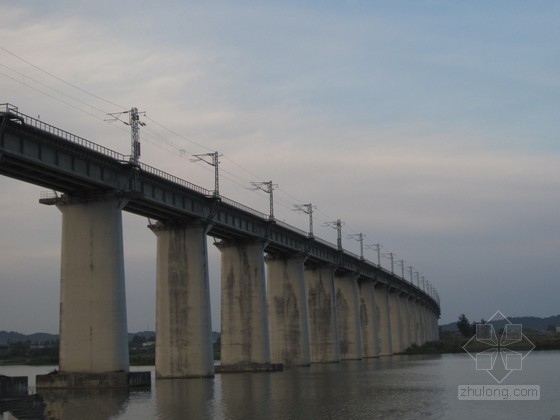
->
[266, 255, 311, 367]
[419, 303, 428, 344]
[151, 222, 214, 378]
[305, 266, 340, 363]
[216, 239, 270, 366]
[434, 314, 440, 341]
[407, 297, 416, 346]
[57, 198, 128, 373]
[358, 280, 379, 358]
[335, 273, 363, 360]
[399, 292, 410, 351]
[410, 299, 419, 346]
[427, 309, 435, 341]
[388, 289, 403, 353]
[416, 301, 423, 345]
[431, 311, 440, 341]
[375, 283, 392, 356]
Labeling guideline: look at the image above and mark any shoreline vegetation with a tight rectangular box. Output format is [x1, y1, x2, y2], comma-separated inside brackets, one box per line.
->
[2, 324, 559, 366]
[402, 329, 560, 355]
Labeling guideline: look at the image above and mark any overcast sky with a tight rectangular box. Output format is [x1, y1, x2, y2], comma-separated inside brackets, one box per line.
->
[1, 1, 559, 334]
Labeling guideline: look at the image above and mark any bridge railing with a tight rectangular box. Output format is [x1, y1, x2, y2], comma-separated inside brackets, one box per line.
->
[138, 162, 212, 197]
[2, 103, 439, 308]
[274, 219, 309, 238]
[220, 196, 269, 220]
[1, 103, 127, 162]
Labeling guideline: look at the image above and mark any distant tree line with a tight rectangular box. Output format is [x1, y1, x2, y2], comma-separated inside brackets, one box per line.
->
[0, 339, 59, 364]
[456, 314, 487, 337]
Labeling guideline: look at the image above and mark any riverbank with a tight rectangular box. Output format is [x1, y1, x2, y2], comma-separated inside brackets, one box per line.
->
[3, 330, 559, 365]
[402, 330, 560, 355]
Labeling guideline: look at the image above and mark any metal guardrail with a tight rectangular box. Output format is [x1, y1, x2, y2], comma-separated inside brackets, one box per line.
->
[138, 162, 212, 196]
[1, 103, 126, 162]
[275, 219, 309, 238]
[221, 196, 269, 220]
[1, 103, 438, 306]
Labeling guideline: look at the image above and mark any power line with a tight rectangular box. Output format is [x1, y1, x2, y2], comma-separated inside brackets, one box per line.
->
[0, 45, 126, 111]
[0, 46, 438, 297]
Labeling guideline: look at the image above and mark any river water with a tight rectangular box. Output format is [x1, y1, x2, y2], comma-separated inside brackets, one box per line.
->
[2, 351, 559, 419]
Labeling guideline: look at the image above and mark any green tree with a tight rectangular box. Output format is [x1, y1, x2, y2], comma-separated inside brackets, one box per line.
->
[129, 335, 145, 349]
[456, 314, 472, 337]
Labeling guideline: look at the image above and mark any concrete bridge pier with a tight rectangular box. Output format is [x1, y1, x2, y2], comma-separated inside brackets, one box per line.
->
[388, 288, 403, 353]
[410, 298, 419, 346]
[35, 194, 150, 388]
[55, 197, 129, 374]
[335, 273, 363, 360]
[305, 265, 340, 363]
[216, 239, 271, 369]
[399, 292, 411, 351]
[150, 221, 214, 378]
[418, 303, 428, 345]
[431, 311, 440, 341]
[266, 255, 311, 367]
[358, 279, 379, 358]
[375, 283, 392, 356]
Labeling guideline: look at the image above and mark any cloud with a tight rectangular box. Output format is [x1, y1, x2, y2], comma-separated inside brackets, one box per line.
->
[1, 1, 560, 332]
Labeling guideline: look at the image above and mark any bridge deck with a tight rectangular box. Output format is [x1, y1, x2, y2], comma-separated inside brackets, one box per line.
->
[0, 103, 440, 314]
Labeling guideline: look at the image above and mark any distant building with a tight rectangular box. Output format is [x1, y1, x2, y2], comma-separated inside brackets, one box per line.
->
[555, 326, 560, 333]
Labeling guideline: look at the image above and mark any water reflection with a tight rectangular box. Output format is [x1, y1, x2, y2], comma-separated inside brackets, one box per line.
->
[218, 373, 273, 419]
[155, 377, 214, 419]
[41, 388, 130, 419]
[4, 352, 559, 419]
[149, 356, 448, 420]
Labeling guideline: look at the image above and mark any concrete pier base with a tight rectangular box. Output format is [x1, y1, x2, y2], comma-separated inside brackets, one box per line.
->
[359, 280, 379, 358]
[266, 255, 311, 367]
[306, 266, 340, 363]
[56, 197, 129, 373]
[375, 284, 392, 356]
[0, 376, 27, 396]
[36, 371, 151, 389]
[216, 239, 271, 367]
[214, 363, 284, 373]
[335, 274, 363, 360]
[151, 222, 214, 379]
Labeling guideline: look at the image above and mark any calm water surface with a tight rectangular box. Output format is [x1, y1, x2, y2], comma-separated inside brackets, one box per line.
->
[2, 352, 559, 419]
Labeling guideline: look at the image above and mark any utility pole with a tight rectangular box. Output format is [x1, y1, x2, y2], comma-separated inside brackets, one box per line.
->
[250, 181, 277, 220]
[191, 151, 222, 197]
[384, 252, 395, 274]
[293, 203, 316, 238]
[324, 219, 344, 251]
[106, 107, 146, 166]
[366, 243, 382, 267]
[408, 266, 414, 284]
[347, 233, 365, 260]
[376, 244, 382, 267]
[129, 107, 144, 166]
[397, 259, 406, 279]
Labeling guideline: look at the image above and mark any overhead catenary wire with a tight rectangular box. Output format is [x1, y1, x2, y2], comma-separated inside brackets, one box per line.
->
[0, 45, 126, 111]
[0, 45, 436, 296]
